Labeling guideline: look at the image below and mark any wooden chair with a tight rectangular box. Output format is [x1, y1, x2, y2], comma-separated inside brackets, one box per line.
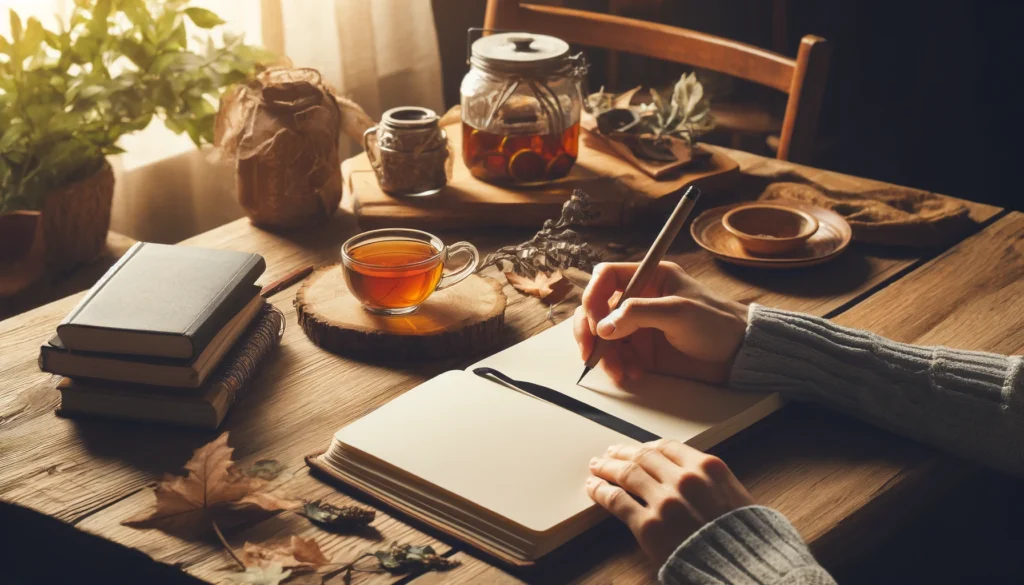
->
[484, 0, 831, 163]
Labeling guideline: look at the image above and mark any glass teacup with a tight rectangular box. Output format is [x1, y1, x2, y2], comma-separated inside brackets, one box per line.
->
[341, 229, 479, 315]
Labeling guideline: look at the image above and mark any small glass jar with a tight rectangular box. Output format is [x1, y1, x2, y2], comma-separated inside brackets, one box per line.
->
[461, 32, 587, 185]
[364, 107, 449, 197]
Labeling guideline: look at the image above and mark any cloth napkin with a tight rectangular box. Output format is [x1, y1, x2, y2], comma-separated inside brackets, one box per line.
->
[735, 165, 974, 248]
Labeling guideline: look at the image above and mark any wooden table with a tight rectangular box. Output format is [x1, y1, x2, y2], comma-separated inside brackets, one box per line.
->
[1, 148, 1020, 585]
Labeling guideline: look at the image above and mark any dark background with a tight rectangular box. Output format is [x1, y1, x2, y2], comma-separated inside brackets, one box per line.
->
[432, 0, 1024, 211]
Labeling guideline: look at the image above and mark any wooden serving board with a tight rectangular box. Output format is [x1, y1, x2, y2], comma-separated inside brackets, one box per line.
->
[294, 265, 506, 360]
[349, 123, 739, 230]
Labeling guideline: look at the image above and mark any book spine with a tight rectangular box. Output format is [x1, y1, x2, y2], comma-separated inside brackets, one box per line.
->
[206, 304, 284, 409]
[57, 242, 145, 329]
[185, 255, 266, 357]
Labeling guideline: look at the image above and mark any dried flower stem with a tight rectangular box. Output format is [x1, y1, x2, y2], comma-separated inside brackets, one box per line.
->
[213, 520, 246, 571]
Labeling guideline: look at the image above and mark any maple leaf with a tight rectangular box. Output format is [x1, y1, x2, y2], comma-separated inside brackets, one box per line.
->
[225, 564, 292, 585]
[505, 270, 574, 305]
[240, 535, 330, 569]
[122, 432, 301, 527]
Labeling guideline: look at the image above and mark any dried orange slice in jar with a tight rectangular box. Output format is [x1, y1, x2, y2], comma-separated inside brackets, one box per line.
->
[545, 153, 574, 180]
[507, 149, 547, 183]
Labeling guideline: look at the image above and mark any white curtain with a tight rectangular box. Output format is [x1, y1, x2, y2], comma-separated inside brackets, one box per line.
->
[1, 0, 445, 242]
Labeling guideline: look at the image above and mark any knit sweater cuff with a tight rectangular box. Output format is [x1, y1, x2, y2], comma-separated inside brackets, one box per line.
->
[729, 304, 1020, 410]
[658, 506, 834, 585]
[727, 304, 1024, 477]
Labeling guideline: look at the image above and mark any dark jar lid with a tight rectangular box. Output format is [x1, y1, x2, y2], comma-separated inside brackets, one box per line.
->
[470, 32, 571, 74]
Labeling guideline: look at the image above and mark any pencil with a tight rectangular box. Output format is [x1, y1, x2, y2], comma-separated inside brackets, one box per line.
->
[577, 185, 701, 385]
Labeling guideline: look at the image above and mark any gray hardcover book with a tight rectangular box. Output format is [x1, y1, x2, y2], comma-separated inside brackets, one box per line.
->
[56, 242, 266, 359]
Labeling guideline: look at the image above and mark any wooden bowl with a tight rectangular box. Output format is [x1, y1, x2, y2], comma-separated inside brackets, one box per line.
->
[721, 204, 819, 255]
[690, 203, 852, 269]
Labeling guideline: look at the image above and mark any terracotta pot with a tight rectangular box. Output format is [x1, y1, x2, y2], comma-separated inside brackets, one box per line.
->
[40, 161, 115, 273]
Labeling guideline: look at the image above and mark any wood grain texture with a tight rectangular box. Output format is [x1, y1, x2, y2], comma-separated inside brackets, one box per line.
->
[402, 213, 1021, 585]
[484, 1, 831, 162]
[295, 267, 506, 360]
[352, 124, 739, 230]
[0, 148, 1004, 584]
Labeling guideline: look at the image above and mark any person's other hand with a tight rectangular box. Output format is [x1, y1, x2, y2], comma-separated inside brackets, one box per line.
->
[586, 439, 754, 566]
[573, 261, 748, 384]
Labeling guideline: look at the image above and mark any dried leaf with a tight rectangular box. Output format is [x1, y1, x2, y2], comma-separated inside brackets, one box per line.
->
[612, 85, 643, 110]
[225, 564, 292, 585]
[479, 189, 601, 277]
[505, 271, 574, 305]
[123, 432, 301, 527]
[245, 459, 285, 481]
[372, 543, 458, 573]
[302, 500, 376, 531]
[240, 535, 330, 569]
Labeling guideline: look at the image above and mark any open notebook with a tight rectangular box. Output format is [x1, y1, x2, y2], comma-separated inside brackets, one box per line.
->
[307, 319, 781, 565]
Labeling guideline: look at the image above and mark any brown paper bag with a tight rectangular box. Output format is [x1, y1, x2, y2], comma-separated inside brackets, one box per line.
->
[216, 68, 346, 229]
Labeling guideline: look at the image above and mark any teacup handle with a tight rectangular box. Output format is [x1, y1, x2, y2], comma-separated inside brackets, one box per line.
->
[436, 242, 480, 291]
[363, 126, 380, 170]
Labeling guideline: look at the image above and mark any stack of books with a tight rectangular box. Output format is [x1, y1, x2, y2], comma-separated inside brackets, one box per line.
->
[39, 242, 281, 429]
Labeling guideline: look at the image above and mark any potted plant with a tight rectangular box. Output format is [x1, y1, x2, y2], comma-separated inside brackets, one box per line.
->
[0, 0, 273, 284]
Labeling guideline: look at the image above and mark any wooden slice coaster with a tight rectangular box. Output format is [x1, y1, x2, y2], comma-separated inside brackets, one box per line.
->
[294, 264, 506, 360]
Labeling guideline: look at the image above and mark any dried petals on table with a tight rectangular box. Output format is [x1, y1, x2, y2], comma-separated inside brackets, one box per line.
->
[302, 500, 376, 532]
[239, 535, 331, 569]
[224, 564, 292, 585]
[505, 270, 574, 305]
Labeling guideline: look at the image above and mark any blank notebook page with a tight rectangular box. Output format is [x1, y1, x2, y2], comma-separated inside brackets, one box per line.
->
[470, 320, 781, 450]
[334, 370, 634, 534]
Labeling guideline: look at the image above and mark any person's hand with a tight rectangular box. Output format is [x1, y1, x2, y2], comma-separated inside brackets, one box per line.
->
[586, 439, 754, 566]
[573, 261, 748, 384]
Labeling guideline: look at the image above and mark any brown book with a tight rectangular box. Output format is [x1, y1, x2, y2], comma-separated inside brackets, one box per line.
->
[308, 319, 781, 566]
[57, 242, 266, 359]
[41, 296, 264, 388]
[56, 304, 284, 428]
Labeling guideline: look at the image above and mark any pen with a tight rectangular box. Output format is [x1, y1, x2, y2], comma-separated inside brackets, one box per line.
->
[577, 185, 701, 384]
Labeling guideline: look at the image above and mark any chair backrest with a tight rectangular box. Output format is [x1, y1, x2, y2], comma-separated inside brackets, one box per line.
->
[484, 0, 831, 163]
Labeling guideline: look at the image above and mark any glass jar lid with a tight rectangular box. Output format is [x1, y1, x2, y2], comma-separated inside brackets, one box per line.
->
[470, 32, 571, 74]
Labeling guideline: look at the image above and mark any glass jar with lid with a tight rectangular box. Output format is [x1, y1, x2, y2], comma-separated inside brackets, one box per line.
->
[461, 32, 587, 185]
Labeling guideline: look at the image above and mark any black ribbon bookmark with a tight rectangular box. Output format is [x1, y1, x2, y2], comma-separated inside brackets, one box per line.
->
[472, 367, 661, 443]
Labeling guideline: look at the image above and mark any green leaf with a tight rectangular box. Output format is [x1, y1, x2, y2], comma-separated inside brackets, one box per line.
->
[43, 30, 61, 50]
[0, 35, 11, 55]
[0, 122, 28, 152]
[88, 0, 111, 37]
[119, 0, 152, 31]
[170, 22, 187, 49]
[21, 17, 44, 56]
[119, 38, 150, 68]
[9, 9, 23, 42]
[183, 7, 225, 29]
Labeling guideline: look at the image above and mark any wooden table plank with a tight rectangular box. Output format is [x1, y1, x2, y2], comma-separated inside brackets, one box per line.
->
[0, 150, 1004, 584]
[405, 212, 1023, 584]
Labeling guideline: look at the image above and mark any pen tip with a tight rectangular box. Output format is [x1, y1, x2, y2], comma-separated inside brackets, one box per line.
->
[576, 367, 591, 386]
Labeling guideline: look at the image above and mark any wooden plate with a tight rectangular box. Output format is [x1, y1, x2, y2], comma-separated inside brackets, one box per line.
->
[690, 202, 852, 268]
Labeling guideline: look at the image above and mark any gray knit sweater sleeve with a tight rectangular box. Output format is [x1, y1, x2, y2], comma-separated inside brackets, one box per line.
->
[659, 304, 1023, 585]
[729, 304, 1024, 477]
[659, 506, 835, 585]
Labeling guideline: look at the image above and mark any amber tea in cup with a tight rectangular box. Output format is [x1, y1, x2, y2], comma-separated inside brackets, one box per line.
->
[341, 229, 479, 315]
